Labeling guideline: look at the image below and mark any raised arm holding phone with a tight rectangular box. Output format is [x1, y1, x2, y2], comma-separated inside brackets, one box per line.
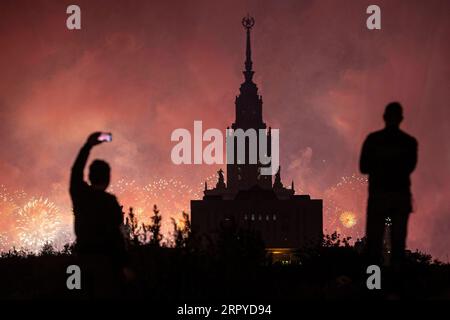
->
[70, 132, 131, 297]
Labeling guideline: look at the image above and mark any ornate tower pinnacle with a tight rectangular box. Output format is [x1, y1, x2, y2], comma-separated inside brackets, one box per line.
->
[242, 14, 255, 83]
[273, 166, 283, 189]
[227, 14, 271, 191]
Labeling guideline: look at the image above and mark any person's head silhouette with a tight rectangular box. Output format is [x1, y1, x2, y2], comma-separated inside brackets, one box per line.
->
[383, 102, 403, 128]
[89, 159, 110, 190]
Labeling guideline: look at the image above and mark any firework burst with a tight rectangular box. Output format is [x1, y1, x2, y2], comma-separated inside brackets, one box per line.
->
[0, 173, 221, 251]
[323, 173, 368, 241]
[0, 186, 24, 250]
[111, 175, 216, 233]
[339, 211, 357, 228]
[15, 197, 62, 252]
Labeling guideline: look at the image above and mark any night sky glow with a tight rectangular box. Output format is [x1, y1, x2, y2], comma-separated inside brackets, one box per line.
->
[0, 0, 449, 259]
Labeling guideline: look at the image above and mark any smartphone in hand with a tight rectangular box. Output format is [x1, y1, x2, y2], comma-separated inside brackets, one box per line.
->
[98, 132, 112, 142]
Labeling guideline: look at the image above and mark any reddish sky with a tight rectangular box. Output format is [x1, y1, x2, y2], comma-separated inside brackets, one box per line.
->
[0, 0, 449, 258]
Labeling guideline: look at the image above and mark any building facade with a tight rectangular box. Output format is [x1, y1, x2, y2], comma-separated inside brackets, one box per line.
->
[190, 16, 323, 256]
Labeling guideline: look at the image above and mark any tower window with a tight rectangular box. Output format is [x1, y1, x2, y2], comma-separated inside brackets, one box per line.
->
[244, 214, 248, 220]
[266, 214, 269, 221]
[273, 214, 277, 221]
[251, 214, 255, 221]
[258, 214, 262, 221]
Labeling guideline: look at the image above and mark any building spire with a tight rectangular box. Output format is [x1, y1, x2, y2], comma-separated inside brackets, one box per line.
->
[242, 14, 255, 83]
[273, 166, 283, 189]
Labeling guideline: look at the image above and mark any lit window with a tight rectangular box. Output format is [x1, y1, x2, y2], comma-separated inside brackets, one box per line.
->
[258, 214, 262, 221]
[251, 214, 255, 221]
[266, 215, 269, 221]
[273, 214, 277, 221]
[244, 214, 248, 220]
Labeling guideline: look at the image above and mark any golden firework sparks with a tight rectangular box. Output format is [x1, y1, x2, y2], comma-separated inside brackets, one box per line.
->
[15, 197, 62, 252]
[339, 211, 357, 228]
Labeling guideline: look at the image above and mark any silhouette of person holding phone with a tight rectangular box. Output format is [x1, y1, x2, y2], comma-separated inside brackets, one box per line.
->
[360, 102, 418, 269]
[70, 132, 129, 297]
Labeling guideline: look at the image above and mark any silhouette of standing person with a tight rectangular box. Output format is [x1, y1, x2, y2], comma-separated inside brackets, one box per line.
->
[360, 102, 418, 269]
[70, 132, 129, 297]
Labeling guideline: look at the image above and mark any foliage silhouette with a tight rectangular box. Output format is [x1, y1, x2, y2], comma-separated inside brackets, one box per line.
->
[171, 211, 191, 249]
[1, 204, 449, 300]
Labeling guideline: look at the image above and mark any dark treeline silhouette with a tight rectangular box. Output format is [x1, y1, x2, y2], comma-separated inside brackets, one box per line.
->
[0, 225, 449, 300]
